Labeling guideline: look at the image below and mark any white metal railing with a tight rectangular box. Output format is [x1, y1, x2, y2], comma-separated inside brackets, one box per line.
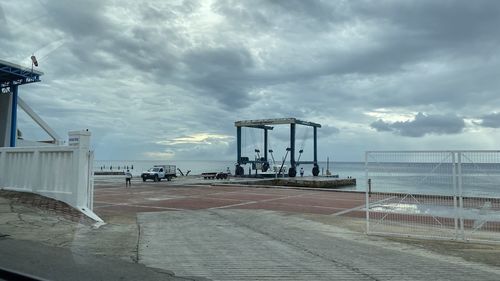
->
[0, 131, 102, 222]
[365, 151, 500, 243]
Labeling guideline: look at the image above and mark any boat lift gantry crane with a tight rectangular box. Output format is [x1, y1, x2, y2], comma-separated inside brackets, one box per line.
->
[234, 118, 321, 177]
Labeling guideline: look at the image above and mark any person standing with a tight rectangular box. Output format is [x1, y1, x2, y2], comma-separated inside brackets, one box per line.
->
[300, 167, 304, 177]
[125, 169, 132, 187]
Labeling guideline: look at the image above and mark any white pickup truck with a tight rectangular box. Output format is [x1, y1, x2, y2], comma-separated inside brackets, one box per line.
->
[141, 165, 176, 182]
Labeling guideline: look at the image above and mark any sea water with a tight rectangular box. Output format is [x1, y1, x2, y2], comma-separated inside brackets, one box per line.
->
[94, 160, 500, 197]
[94, 160, 362, 179]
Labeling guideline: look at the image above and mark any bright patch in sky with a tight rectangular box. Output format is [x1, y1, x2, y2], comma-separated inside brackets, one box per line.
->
[158, 133, 233, 145]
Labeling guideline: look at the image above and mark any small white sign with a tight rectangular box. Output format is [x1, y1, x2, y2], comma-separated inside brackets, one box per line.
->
[68, 137, 80, 146]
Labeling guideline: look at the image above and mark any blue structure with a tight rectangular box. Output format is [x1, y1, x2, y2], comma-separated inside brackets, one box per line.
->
[234, 118, 322, 177]
[0, 59, 43, 147]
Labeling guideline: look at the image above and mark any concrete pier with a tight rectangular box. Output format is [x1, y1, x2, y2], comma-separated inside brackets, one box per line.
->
[237, 177, 356, 189]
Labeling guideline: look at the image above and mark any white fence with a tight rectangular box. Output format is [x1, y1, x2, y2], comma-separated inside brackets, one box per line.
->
[365, 151, 500, 243]
[0, 131, 102, 222]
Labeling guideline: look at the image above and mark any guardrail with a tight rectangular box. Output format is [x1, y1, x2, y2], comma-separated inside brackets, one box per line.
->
[365, 151, 500, 243]
[0, 131, 102, 222]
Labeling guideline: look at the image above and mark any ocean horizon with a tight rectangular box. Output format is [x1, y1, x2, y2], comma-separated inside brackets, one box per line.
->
[94, 159, 500, 197]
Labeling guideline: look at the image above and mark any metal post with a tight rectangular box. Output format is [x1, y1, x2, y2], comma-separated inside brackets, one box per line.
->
[452, 152, 458, 240]
[264, 129, 268, 162]
[457, 152, 465, 240]
[279, 150, 289, 177]
[290, 123, 295, 168]
[313, 126, 317, 164]
[368, 179, 371, 197]
[87, 150, 94, 210]
[236, 126, 241, 164]
[10, 85, 18, 147]
[365, 151, 370, 234]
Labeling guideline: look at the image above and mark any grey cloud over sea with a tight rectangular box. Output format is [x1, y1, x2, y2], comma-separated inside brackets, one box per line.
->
[370, 113, 465, 137]
[2, 0, 500, 160]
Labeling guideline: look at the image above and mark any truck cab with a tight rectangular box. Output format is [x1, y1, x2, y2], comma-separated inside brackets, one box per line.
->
[141, 167, 165, 182]
[141, 164, 176, 182]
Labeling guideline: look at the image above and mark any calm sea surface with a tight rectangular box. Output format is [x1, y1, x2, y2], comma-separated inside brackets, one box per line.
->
[94, 160, 353, 177]
[94, 160, 500, 196]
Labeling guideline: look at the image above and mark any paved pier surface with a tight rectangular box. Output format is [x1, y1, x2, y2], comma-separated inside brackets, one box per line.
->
[92, 177, 500, 281]
[232, 177, 357, 188]
[3, 177, 500, 280]
[94, 178, 365, 218]
[138, 209, 500, 281]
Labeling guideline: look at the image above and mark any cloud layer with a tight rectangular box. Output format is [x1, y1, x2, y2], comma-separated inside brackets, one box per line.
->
[370, 113, 465, 137]
[2, 0, 500, 160]
[476, 113, 500, 128]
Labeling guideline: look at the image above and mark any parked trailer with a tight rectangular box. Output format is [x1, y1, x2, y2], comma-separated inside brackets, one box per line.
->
[141, 165, 176, 182]
[201, 172, 229, 180]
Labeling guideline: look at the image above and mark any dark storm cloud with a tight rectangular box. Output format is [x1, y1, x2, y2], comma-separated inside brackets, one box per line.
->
[321, 125, 340, 137]
[370, 120, 393, 132]
[182, 47, 256, 108]
[42, 0, 109, 37]
[0, 4, 9, 39]
[218, 1, 500, 69]
[370, 113, 465, 137]
[214, 0, 347, 31]
[0, 4, 6, 25]
[355, 1, 500, 46]
[34, 0, 185, 80]
[4, 0, 500, 160]
[475, 113, 500, 128]
[30, 0, 500, 112]
[33, 1, 255, 109]
[207, 0, 500, 119]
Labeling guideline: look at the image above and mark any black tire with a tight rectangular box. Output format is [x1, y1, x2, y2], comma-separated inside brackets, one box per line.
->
[288, 167, 297, 177]
[262, 162, 270, 172]
[235, 165, 244, 176]
[142, 176, 146, 182]
[312, 165, 320, 176]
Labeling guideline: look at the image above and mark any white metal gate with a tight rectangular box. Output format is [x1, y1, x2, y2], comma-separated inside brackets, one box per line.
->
[0, 131, 102, 222]
[365, 151, 500, 243]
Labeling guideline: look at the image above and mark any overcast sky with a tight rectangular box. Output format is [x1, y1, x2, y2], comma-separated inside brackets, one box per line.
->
[2, 0, 500, 162]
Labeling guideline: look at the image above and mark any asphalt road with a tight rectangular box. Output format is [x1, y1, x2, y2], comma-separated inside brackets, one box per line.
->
[0, 237, 208, 281]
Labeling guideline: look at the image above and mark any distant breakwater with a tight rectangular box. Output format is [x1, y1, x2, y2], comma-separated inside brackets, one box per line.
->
[240, 178, 356, 189]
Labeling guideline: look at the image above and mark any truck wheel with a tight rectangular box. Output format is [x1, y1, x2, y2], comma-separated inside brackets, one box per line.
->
[312, 165, 320, 176]
[235, 165, 244, 176]
[142, 177, 146, 182]
[262, 162, 270, 172]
